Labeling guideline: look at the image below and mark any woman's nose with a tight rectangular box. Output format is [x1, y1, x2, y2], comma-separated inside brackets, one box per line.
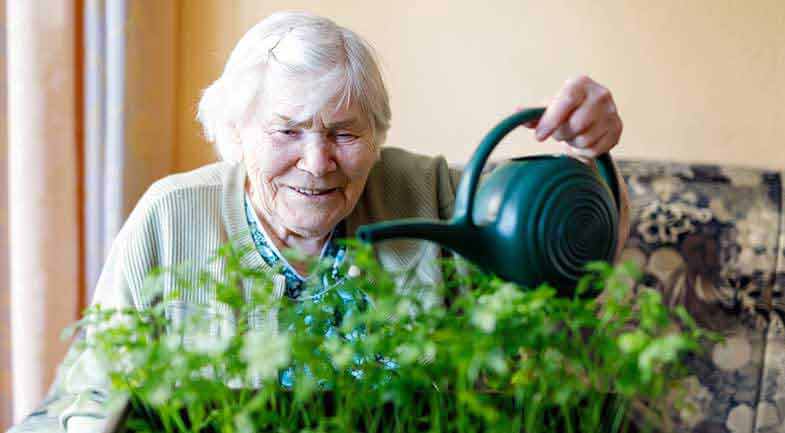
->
[296, 136, 337, 177]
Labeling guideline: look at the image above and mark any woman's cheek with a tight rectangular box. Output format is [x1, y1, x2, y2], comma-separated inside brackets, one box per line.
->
[338, 144, 376, 178]
[245, 139, 297, 175]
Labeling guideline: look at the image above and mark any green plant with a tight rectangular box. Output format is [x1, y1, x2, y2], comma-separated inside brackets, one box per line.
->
[68, 240, 716, 433]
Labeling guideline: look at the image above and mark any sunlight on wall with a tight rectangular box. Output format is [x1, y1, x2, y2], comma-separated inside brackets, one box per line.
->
[175, 1, 785, 171]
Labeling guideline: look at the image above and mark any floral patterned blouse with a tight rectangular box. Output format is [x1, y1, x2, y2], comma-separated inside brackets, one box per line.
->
[244, 195, 377, 386]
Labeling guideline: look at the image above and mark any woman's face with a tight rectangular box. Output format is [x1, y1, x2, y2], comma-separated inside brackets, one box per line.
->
[239, 77, 379, 239]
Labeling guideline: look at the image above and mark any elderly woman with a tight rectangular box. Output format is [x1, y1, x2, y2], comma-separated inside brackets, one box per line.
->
[10, 11, 628, 433]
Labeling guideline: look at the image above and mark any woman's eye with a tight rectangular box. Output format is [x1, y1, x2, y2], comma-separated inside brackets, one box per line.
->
[333, 132, 358, 143]
[268, 127, 301, 138]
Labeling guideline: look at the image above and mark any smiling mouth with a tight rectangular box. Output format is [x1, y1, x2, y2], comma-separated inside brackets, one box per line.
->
[289, 186, 340, 197]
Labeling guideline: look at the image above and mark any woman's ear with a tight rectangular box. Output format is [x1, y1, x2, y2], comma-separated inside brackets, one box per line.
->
[372, 130, 387, 162]
[230, 122, 243, 144]
[229, 123, 245, 163]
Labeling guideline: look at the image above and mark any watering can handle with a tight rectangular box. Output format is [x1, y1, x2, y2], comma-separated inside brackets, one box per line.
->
[451, 107, 622, 227]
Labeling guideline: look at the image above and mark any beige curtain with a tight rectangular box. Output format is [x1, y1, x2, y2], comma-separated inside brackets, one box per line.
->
[6, 0, 81, 425]
[2, 1, 178, 429]
[0, 0, 10, 429]
[83, 0, 177, 300]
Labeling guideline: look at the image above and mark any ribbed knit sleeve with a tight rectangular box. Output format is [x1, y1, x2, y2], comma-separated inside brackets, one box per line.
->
[7, 163, 235, 433]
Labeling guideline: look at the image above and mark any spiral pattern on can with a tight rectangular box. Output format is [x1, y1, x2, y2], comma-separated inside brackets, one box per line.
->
[535, 173, 616, 286]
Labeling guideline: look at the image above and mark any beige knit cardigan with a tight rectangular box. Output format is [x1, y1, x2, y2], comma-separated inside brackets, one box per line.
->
[7, 147, 629, 433]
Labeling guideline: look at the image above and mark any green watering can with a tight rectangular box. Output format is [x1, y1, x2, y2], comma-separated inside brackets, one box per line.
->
[357, 107, 621, 294]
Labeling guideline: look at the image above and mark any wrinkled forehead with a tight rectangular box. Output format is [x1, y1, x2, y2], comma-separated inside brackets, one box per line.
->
[254, 68, 369, 129]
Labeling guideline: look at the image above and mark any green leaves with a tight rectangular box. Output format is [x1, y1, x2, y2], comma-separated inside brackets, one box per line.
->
[73, 241, 707, 433]
[242, 327, 291, 381]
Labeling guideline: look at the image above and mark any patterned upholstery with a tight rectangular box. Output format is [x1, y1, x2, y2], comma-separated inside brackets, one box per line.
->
[617, 160, 784, 433]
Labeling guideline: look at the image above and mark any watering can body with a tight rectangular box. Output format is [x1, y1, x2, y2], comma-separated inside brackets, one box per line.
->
[357, 108, 621, 294]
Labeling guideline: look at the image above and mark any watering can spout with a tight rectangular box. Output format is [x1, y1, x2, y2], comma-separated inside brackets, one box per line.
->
[356, 219, 468, 253]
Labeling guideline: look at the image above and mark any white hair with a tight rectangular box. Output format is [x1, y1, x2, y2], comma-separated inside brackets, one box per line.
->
[197, 11, 392, 162]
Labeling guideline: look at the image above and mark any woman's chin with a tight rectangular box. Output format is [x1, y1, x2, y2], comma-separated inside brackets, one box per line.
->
[282, 215, 341, 239]
[280, 199, 348, 234]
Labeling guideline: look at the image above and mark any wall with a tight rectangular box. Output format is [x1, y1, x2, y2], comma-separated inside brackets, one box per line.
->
[175, 0, 785, 171]
[122, 0, 178, 216]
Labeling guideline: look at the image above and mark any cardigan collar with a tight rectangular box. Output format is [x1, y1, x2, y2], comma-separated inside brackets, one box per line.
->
[221, 162, 271, 275]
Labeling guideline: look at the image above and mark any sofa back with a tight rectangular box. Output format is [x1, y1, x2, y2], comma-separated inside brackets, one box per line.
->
[617, 160, 784, 433]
